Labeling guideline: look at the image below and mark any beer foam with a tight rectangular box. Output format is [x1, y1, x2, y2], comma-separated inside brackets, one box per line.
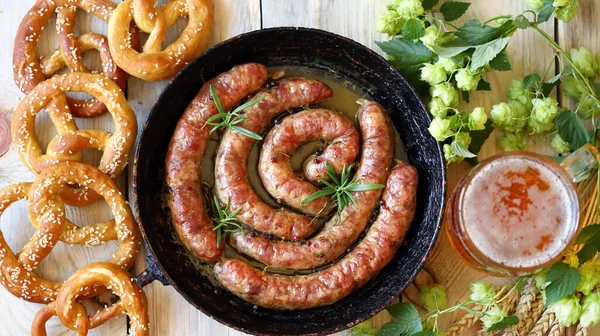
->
[461, 156, 576, 269]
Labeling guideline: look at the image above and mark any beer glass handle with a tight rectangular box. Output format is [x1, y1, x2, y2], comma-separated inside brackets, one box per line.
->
[560, 143, 600, 182]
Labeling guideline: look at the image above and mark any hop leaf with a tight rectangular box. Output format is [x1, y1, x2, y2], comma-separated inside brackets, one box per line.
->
[507, 78, 533, 107]
[570, 47, 597, 78]
[580, 291, 600, 328]
[377, 9, 405, 35]
[527, 0, 544, 10]
[497, 132, 528, 152]
[548, 295, 582, 327]
[419, 284, 448, 311]
[469, 281, 496, 305]
[395, 0, 425, 18]
[421, 63, 448, 85]
[576, 260, 600, 296]
[428, 117, 453, 141]
[428, 97, 448, 118]
[468, 107, 487, 131]
[455, 67, 482, 91]
[481, 306, 507, 329]
[430, 83, 458, 106]
[551, 133, 571, 154]
[554, 0, 579, 22]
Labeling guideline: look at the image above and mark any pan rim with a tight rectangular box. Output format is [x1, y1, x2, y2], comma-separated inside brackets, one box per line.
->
[132, 26, 446, 336]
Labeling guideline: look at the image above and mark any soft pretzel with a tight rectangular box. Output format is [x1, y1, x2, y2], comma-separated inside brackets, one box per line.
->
[108, 0, 214, 81]
[13, 0, 136, 118]
[11, 72, 137, 206]
[31, 262, 149, 336]
[0, 162, 141, 303]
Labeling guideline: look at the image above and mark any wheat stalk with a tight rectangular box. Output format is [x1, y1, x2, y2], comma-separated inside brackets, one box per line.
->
[446, 305, 486, 336]
[527, 309, 556, 336]
[473, 290, 520, 336]
[575, 323, 589, 336]
[546, 319, 564, 336]
[502, 279, 539, 336]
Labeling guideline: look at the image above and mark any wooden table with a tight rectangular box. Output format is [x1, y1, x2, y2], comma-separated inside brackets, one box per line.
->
[0, 0, 598, 335]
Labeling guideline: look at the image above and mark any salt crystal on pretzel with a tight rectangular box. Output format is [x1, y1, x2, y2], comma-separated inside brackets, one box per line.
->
[31, 262, 149, 336]
[11, 72, 137, 206]
[13, 0, 137, 118]
[0, 163, 141, 304]
[108, 0, 214, 81]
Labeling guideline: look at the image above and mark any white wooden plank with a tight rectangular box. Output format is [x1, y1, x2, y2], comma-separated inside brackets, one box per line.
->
[128, 1, 261, 336]
[0, 0, 127, 335]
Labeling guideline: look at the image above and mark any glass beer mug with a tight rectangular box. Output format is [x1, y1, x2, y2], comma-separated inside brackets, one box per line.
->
[445, 144, 600, 276]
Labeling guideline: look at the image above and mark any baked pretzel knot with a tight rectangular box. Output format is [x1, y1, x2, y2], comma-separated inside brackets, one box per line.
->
[13, 0, 137, 118]
[108, 0, 214, 81]
[0, 162, 141, 303]
[32, 262, 149, 336]
[11, 72, 137, 206]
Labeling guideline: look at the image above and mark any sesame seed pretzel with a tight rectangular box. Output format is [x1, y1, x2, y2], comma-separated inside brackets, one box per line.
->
[31, 262, 149, 336]
[13, 0, 137, 118]
[11, 72, 137, 206]
[0, 162, 141, 303]
[108, 0, 214, 81]
[1, 183, 117, 247]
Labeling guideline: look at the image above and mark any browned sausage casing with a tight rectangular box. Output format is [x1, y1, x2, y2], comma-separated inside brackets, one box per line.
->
[259, 109, 359, 215]
[229, 101, 394, 269]
[214, 162, 419, 309]
[214, 78, 334, 241]
[165, 63, 268, 263]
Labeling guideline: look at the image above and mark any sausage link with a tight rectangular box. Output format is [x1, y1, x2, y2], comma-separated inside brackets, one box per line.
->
[214, 78, 333, 240]
[214, 162, 419, 309]
[230, 101, 394, 269]
[259, 109, 359, 216]
[165, 63, 268, 263]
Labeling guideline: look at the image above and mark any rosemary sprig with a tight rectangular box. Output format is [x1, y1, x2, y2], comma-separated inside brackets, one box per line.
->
[301, 162, 385, 213]
[211, 195, 244, 248]
[203, 85, 265, 140]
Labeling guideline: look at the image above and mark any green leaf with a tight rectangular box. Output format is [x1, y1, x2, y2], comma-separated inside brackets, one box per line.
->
[489, 51, 512, 71]
[513, 15, 530, 29]
[487, 315, 519, 332]
[555, 110, 590, 149]
[377, 39, 433, 92]
[578, 236, 600, 264]
[544, 263, 581, 306]
[451, 141, 477, 158]
[523, 73, 542, 89]
[433, 39, 473, 58]
[538, 0, 555, 23]
[346, 184, 385, 192]
[462, 90, 470, 103]
[376, 39, 432, 64]
[385, 303, 422, 335]
[470, 37, 511, 71]
[209, 85, 224, 114]
[382, 38, 433, 93]
[541, 74, 561, 96]
[593, 83, 600, 96]
[231, 95, 266, 114]
[440, 1, 471, 21]
[422, 0, 439, 10]
[576, 224, 600, 244]
[576, 224, 600, 263]
[402, 18, 425, 40]
[376, 322, 405, 336]
[466, 120, 494, 165]
[476, 78, 492, 91]
[455, 19, 513, 45]
[412, 331, 438, 336]
[231, 125, 263, 140]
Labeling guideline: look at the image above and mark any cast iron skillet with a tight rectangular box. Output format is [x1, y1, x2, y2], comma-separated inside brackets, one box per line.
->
[132, 27, 446, 335]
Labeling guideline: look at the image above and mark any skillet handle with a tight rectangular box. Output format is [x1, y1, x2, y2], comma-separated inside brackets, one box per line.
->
[134, 249, 171, 288]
